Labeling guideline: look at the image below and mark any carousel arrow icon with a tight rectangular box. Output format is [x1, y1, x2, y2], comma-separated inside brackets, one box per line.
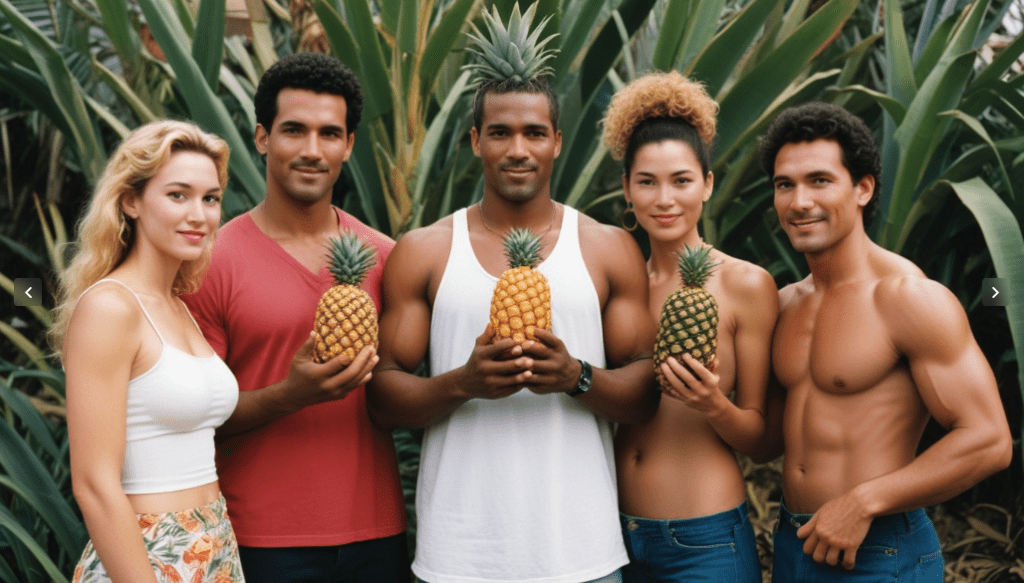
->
[992, 287, 999, 299]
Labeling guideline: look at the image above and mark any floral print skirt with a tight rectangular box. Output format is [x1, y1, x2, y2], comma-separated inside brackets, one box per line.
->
[73, 494, 245, 583]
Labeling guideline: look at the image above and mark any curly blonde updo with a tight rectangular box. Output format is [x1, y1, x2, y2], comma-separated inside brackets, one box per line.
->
[601, 70, 718, 165]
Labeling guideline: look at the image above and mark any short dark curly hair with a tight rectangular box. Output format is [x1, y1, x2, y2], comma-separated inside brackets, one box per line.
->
[472, 77, 559, 132]
[254, 52, 363, 133]
[759, 102, 881, 227]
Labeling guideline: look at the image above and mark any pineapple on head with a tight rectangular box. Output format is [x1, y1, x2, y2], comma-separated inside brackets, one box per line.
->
[655, 245, 721, 388]
[490, 228, 551, 345]
[464, 2, 558, 84]
[313, 230, 379, 363]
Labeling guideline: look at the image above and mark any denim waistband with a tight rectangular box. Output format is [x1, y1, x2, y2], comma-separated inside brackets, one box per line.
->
[620, 500, 750, 536]
[779, 499, 931, 544]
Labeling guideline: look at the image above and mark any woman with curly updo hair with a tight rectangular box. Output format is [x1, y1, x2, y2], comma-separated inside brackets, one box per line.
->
[603, 71, 779, 582]
[52, 120, 246, 582]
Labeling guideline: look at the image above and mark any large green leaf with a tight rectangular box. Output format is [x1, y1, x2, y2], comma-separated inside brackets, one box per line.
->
[0, 0, 105, 183]
[881, 51, 975, 248]
[136, 0, 265, 215]
[651, 0, 691, 71]
[93, 0, 139, 70]
[313, 0, 362, 78]
[550, 0, 605, 81]
[687, 0, 779, 94]
[342, 0, 392, 124]
[0, 501, 68, 583]
[883, 0, 916, 106]
[192, 0, 226, 89]
[419, 0, 475, 98]
[0, 418, 86, 560]
[948, 177, 1024, 430]
[0, 382, 60, 462]
[715, 0, 858, 156]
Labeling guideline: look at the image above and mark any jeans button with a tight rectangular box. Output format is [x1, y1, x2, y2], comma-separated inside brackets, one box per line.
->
[627, 520, 639, 531]
[791, 517, 800, 528]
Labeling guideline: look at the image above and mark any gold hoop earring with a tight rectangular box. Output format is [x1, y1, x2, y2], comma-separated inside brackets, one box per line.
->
[622, 201, 638, 232]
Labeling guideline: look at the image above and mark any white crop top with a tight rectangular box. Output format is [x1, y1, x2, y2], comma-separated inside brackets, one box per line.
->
[83, 279, 239, 494]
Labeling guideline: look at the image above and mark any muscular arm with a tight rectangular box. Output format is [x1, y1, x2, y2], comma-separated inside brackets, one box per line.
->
[853, 278, 1011, 512]
[523, 227, 658, 423]
[799, 277, 1012, 568]
[65, 288, 159, 583]
[367, 228, 533, 430]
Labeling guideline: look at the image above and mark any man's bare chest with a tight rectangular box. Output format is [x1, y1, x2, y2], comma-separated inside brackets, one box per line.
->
[774, 287, 901, 395]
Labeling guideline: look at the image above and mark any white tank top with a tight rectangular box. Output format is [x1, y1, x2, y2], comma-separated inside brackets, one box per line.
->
[413, 206, 627, 583]
[80, 279, 239, 494]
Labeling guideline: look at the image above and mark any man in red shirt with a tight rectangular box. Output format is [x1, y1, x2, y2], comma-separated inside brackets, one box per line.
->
[184, 52, 408, 583]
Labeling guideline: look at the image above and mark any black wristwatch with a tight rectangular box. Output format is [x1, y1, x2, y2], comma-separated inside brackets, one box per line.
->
[567, 359, 592, 397]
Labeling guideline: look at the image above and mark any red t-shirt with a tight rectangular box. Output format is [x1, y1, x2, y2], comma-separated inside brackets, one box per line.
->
[183, 209, 406, 547]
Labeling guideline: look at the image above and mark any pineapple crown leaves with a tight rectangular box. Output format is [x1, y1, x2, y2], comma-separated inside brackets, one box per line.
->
[463, 2, 559, 84]
[503, 227, 544, 269]
[324, 230, 378, 287]
[675, 245, 720, 288]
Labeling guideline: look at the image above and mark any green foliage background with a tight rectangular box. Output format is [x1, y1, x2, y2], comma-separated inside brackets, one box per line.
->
[0, 0, 1021, 580]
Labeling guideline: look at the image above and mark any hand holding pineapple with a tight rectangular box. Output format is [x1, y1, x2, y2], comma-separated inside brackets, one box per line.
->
[654, 245, 720, 393]
[490, 228, 552, 345]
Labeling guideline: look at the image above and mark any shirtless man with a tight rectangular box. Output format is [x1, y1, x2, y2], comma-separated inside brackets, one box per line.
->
[367, 76, 658, 582]
[760, 102, 1012, 581]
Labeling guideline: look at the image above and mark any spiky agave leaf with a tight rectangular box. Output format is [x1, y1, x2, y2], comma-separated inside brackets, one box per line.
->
[464, 2, 559, 84]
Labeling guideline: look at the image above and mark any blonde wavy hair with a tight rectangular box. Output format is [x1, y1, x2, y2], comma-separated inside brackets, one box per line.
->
[601, 70, 718, 162]
[49, 120, 230, 356]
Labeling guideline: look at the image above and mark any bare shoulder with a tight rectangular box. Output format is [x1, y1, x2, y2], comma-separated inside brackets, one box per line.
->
[577, 213, 646, 271]
[66, 282, 142, 355]
[383, 216, 455, 294]
[874, 270, 971, 358]
[715, 254, 779, 302]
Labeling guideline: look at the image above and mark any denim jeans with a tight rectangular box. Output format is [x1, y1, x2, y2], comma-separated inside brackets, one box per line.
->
[772, 501, 943, 582]
[238, 532, 410, 583]
[619, 501, 761, 583]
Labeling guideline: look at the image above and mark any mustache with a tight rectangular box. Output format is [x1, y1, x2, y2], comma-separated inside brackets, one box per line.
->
[784, 211, 828, 223]
[499, 162, 538, 172]
[290, 160, 329, 172]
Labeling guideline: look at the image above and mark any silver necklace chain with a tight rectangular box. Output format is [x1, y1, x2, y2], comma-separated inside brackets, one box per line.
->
[477, 200, 557, 238]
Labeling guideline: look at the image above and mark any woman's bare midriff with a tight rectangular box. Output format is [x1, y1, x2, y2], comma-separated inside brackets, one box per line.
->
[127, 481, 221, 515]
[616, 398, 747, 520]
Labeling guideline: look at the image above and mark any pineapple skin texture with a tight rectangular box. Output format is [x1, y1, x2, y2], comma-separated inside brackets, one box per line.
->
[654, 288, 718, 390]
[314, 283, 379, 363]
[489, 266, 552, 345]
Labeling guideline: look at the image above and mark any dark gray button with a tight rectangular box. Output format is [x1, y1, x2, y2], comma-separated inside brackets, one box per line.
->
[14, 278, 43, 307]
[982, 278, 1008, 307]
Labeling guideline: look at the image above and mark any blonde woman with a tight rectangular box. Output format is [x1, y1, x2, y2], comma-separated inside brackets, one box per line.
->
[603, 72, 779, 582]
[51, 120, 245, 582]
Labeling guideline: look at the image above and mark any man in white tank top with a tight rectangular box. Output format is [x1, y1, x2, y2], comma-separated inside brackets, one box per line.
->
[368, 68, 659, 581]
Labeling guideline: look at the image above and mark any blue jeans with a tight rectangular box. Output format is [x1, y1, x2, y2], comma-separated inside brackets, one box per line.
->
[620, 501, 761, 583]
[238, 532, 410, 583]
[772, 501, 943, 582]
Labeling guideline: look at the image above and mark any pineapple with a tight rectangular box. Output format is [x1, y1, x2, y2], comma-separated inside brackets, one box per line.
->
[313, 230, 378, 363]
[490, 228, 551, 345]
[464, 2, 558, 83]
[655, 245, 721, 388]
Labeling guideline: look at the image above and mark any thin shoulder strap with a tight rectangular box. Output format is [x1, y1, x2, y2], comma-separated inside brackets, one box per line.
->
[82, 278, 166, 345]
[177, 298, 204, 336]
